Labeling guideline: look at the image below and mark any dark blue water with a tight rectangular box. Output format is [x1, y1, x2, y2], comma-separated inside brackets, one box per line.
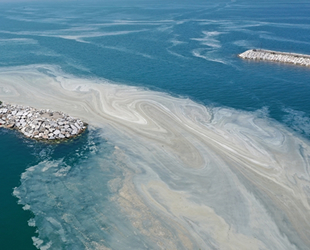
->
[0, 129, 38, 249]
[0, 0, 310, 249]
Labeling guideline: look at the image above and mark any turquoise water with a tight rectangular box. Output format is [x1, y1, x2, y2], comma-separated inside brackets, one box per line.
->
[0, 1, 310, 249]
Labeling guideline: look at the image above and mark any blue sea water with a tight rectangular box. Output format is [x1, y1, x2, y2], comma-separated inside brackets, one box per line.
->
[0, 1, 310, 249]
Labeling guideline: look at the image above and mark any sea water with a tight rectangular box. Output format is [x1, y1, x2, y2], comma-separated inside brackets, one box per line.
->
[0, 1, 310, 249]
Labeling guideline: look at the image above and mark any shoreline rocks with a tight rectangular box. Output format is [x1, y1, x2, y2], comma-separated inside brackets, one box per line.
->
[239, 49, 310, 67]
[0, 102, 87, 141]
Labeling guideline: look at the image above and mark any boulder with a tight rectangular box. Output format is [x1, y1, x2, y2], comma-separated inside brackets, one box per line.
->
[58, 134, 65, 139]
[24, 126, 33, 133]
[54, 130, 60, 135]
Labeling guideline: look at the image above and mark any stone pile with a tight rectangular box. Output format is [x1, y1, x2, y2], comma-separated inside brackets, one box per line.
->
[239, 49, 310, 67]
[0, 102, 87, 141]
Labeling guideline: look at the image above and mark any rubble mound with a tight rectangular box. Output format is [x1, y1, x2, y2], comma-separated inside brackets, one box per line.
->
[0, 102, 87, 141]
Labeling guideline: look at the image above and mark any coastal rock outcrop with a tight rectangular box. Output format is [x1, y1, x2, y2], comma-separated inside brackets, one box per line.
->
[0, 102, 87, 141]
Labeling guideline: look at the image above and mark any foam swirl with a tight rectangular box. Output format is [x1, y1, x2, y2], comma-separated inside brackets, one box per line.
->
[1, 65, 310, 249]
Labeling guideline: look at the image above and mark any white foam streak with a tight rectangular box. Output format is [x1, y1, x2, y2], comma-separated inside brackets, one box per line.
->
[98, 45, 154, 59]
[0, 28, 149, 43]
[192, 48, 227, 64]
[94, 20, 176, 27]
[191, 31, 223, 48]
[0, 38, 38, 45]
[166, 49, 188, 59]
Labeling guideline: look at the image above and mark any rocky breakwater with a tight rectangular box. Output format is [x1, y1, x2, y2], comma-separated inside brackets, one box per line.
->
[239, 49, 310, 67]
[0, 102, 87, 141]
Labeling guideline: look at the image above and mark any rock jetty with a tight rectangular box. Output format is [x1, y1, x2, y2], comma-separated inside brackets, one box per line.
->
[0, 102, 87, 141]
[239, 49, 310, 67]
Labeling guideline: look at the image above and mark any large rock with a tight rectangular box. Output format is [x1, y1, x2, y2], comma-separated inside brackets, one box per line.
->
[54, 130, 60, 135]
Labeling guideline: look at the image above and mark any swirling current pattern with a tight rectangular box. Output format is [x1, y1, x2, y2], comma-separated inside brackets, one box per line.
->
[0, 65, 310, 249]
